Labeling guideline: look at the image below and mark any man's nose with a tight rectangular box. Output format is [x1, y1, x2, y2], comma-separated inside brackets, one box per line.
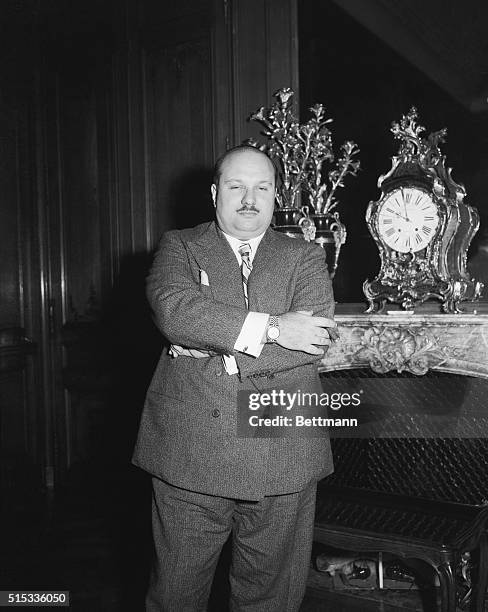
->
[242, 188, 255, 206]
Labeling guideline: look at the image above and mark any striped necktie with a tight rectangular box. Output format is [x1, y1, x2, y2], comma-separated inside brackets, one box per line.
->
[221, 242, 253, 375]
[238, 242, 252, 308]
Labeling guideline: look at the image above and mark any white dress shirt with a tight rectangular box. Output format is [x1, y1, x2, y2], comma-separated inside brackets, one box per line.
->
[221, 230, 270, 374]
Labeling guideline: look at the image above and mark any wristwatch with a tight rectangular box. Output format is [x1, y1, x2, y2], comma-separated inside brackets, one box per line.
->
[266, 315, 280, 343]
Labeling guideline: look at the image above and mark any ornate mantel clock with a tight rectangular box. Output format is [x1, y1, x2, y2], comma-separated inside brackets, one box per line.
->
[363, 107, 483, 313]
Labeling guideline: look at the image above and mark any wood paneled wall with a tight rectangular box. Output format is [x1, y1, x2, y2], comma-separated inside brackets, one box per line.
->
[1, 0, 298, 492]
[0, 43, 46, 495]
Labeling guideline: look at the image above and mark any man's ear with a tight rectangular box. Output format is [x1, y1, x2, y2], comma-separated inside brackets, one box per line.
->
[210, 184, 217, 208]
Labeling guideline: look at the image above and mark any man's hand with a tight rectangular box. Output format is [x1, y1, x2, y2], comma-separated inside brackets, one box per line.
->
[276, 311, 338, 355]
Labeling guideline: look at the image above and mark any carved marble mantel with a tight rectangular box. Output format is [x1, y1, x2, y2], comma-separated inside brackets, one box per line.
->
[320, 303, 488, 379]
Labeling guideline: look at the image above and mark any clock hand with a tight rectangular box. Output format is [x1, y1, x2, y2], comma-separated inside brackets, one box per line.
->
[389, 210, 409, 222]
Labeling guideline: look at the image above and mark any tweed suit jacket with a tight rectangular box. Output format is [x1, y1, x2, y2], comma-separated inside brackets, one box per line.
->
[132, 221, 335, 500]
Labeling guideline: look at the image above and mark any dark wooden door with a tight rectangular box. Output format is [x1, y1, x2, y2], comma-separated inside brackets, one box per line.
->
[0, 49, 51, 500]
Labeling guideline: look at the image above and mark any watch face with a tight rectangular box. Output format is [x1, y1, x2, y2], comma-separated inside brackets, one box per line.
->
[267, 326, 280, 340]
[377, 187, 439, 253]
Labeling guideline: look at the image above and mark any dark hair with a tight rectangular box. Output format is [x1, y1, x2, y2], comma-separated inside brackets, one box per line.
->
[212, 144, 278, 186]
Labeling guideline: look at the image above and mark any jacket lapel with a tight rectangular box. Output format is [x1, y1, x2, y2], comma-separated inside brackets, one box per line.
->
[187, 221, 247, 308]
[247, 228, 282, 311]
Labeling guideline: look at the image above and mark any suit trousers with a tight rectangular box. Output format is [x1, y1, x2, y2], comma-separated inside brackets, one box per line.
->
[145, 477, 317, 612]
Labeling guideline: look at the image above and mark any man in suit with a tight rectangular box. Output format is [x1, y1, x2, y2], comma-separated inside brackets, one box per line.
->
[132, 145, 337, 611]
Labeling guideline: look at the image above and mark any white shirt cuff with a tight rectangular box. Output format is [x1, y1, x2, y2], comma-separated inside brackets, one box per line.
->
[222, 354, 239, 375]
[234, 312, 269, 358]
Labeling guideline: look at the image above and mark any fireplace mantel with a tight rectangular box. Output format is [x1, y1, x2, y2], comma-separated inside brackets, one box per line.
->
[320, 302, 488, 379]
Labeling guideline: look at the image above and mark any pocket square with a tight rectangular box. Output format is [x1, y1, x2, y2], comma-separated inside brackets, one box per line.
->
[199, 269, 209, 286]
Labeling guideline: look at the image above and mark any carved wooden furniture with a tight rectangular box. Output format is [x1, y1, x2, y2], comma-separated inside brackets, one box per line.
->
[315, 304, 488, 611]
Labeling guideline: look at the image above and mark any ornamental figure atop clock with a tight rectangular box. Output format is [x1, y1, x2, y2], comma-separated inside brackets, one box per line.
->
[363, 107, 483, 313]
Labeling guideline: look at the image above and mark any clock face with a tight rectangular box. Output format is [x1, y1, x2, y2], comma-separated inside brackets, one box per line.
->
[377, 187, 439, 253]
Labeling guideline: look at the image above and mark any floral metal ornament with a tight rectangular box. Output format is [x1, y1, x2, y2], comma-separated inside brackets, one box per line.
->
[389, 106, 447, 168]
[248, 88, 360, 213]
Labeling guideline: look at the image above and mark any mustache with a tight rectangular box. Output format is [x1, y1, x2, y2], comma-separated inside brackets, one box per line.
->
[237, 205, 259, 213]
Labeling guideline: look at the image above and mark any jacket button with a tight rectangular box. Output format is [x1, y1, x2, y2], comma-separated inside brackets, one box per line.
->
[216, 368, 223, 377]
[212, 409, 221, 418]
